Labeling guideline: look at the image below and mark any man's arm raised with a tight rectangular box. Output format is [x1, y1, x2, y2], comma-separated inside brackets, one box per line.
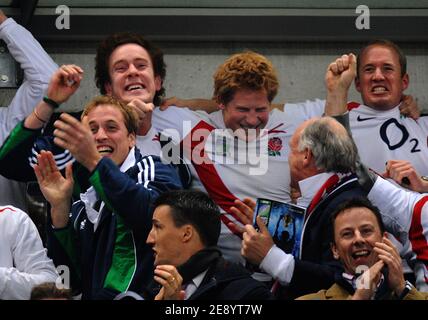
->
[324, 54, 356, 117]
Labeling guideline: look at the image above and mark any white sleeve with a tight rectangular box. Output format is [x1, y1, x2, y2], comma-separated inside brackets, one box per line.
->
[368, 177, 417, 240]
[282, 99, 325, 124]
[0, 18, 58, 144]
[416, 115, 428, 132]
[0, 209, 58, 300]
[152, 106, 202, 143]
[259, 244, 295, 286]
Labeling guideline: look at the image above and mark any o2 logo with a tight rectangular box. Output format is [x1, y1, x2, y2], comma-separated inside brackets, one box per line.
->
[379, 119, 421, 153]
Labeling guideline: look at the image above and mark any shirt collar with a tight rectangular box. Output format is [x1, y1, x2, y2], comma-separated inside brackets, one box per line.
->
[119, 147, 136, 173]
[358, 102, 402, 118]
[296, 172, 335, 208]
[192, 269, 208, 288]
[342, 271, 385, 293]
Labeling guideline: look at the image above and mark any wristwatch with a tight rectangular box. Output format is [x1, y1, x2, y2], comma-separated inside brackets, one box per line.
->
[421, 176, 428, 182]
[397, 280, 414, 300]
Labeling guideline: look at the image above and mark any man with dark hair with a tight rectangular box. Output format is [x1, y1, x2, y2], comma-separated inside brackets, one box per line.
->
[146, 190, 272, 300]
[95, 32, 166, 120]
[298, 198, 427, 300]
[0, 31, 171, 187]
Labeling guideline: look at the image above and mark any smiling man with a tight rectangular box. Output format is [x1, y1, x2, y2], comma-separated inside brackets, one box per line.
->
[31, 70, 182, 299]
[0, 32, 169, 187]
[150, 51, 324, 265]
[95, 32, 166, 141]
[298, 198, 427, 300]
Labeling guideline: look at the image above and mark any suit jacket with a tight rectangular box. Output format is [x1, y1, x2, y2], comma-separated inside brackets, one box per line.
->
[189, 256, 273, 300]
[297, 283, 428, 300]
[280, 173, 367, 299]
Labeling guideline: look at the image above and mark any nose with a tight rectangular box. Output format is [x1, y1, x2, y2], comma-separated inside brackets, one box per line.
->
[245, 112, 260, 128]
[127, 63, 139, 77]
[372, 67, 385, 81]
[146, 228, 155, 245]
[95, 127, 108, 141]
[353, 230, 366, 245]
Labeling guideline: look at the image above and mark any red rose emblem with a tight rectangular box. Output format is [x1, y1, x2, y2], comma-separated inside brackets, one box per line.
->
[268, 137, 282, 156]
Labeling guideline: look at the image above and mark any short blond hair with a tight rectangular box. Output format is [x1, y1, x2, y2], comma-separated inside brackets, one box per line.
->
[81, 95, 138, 135]
[213, 51, 279, 105]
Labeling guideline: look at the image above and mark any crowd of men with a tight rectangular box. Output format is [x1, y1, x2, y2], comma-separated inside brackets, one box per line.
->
[0, 9, 427, 300]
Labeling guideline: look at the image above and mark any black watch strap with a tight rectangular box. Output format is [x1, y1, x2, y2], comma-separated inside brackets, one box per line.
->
[43, 96, 61, 109]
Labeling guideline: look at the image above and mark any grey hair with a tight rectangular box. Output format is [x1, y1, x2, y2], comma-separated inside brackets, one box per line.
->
[298, 118, 358, 173]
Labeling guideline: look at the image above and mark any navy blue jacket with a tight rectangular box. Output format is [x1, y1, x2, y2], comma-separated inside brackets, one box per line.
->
[188, 257, 273, 300]
[47, 149, 183, 300]
[280, 174, 367, 299]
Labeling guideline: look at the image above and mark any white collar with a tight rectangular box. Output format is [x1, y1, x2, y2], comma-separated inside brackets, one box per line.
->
[357, 102, 402, 118]
[82, 147, 136, 229]
[296, 172, 335, 208]
[119, 147, 136, 172]
[192, 269, 208, 288]
[185, 269, 208, 300]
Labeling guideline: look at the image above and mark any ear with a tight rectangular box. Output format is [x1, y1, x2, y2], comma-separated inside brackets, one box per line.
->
[303, 148, 312, 165]
[128, 132, 136, 148]
[182, 225, 193, 243]
[154, 75, 162, 92]
[218, 103, 226, 110]
[401, 73, 409, 91]
[382, 231, 389, 240]
[331, 242, 340, 260]
[105, 82, 113, 95]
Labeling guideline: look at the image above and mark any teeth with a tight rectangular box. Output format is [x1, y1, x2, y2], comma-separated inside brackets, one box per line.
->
[372, 87, 387, 93]
[353, 250, 369, 257]
[127, 84, 143, 91]
[98, 146, 113, 153]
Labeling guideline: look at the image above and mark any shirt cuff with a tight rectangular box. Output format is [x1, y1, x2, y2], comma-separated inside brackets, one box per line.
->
[259, 244, 295, 286]
[0, 17, 15, 34]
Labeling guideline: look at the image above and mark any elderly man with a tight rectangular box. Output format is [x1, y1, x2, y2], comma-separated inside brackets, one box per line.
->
[240, 115, 366, 299]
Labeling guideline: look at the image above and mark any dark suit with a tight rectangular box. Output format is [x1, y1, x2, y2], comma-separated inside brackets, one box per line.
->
[279, 173, 366, 299]
[189, 256, 273, 300]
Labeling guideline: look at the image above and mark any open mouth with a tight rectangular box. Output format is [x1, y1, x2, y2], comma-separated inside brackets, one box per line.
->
[371, 86, 388, 94]
[352, 250, 371, 262]
[97, 146, 113, 155]
[125, 83, 145, 92]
